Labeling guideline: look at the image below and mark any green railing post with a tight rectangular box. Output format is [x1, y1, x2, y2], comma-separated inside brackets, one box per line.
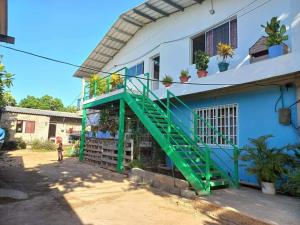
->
[79, 108, 87, 161]
[124, 68, 128, 93]
[193, 113, 198, 142]
[145, 73, 150, 97]
[117, 99, 125, 173]
[167, 90, 171, 144]
[142, 85, 146, 112]
[205, 146, 211, 193]
[93, 80, 97, 97]
[234, 147, 239, 188]
[106, 76, 111, 93]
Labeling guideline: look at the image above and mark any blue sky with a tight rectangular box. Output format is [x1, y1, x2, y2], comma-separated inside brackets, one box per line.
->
[0, 0, 144, 106]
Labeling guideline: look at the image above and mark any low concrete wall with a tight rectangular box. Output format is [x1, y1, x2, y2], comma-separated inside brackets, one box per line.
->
[129, 168, 196, 198]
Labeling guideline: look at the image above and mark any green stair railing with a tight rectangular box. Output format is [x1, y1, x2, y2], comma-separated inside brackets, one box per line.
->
[82, 70, 239, 191]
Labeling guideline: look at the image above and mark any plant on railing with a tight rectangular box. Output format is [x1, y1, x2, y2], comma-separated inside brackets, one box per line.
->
[217, 42, 234, 72]
[162, 75, 173, 88]
[110, 73, 123, 89]
[240, 135, 295, 195]
[194, 50, 209, 78]
[179, 69, 190, 83]
[89, 74, 106, 97]
[261, 16, 288, 58]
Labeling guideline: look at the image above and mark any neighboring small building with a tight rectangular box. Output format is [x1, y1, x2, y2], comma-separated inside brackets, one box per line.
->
[0, 106, 82, 145]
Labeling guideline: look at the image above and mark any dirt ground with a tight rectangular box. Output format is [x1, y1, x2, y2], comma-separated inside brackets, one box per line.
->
[0, 150, 270, 225]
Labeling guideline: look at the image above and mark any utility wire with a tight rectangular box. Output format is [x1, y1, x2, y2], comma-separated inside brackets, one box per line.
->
[0, 44, 287, 87]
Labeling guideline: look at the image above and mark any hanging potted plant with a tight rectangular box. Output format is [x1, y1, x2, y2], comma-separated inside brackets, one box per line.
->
[162, 75, 173, 88]
[110, 73, 124, 90]
[194, 50, 209, 78]
[179, 69, 190, 83]
[261, 16, 288, 58]
[241, 135, 295, 195]
[217, 42, 234, 72]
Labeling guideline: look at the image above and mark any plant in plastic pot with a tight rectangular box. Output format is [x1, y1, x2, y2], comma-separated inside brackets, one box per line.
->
[241, 135, 295, 195]
[217, 42, 234, 72]
[179, 69, 190, 83]
[261, 16, 288, 58]
[162, 75, 173, 88]
[194, 50, 209, 78]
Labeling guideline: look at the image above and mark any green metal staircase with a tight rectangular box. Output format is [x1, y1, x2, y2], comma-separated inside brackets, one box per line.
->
[81, 71, 239, 194]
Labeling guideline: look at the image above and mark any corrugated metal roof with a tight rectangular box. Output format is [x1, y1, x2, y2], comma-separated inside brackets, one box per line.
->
[3, 106, 82, 119]
[74, 0, 205, 78]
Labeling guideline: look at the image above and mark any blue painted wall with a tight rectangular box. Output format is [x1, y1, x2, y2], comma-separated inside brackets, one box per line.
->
[173, 85, 299, 185]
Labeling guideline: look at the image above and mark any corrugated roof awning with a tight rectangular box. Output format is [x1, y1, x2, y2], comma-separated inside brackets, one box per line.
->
[74, 0, 205, 78]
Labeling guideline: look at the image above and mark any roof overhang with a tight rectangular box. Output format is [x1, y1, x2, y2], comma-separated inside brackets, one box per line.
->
[74, 0, 205, 78]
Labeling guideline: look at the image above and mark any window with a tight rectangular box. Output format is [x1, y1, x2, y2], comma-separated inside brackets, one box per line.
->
[194, 104, 238, 146]
[16, 120, 35, 134]
[192, 18, 237, 62]
[127, 62, 144, 77]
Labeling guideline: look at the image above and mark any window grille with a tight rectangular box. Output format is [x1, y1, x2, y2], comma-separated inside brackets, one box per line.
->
[194, 104, 238, 147]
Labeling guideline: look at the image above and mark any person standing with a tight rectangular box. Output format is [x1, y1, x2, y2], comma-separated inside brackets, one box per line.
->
[57, 142, 63, 161]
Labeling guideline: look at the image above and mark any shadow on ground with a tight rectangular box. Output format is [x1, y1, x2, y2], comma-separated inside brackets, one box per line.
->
[0, 151, 275, 225]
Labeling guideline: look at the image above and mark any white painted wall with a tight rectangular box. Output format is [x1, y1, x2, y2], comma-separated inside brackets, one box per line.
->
[100, 0, 299, 90]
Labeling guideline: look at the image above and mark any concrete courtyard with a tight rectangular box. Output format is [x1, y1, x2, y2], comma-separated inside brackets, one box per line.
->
[0, 150, 299, 225]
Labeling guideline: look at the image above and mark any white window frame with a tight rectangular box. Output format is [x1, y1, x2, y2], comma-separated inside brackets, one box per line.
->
[190, 16, 237, 64]
[194, 104, 239, 148]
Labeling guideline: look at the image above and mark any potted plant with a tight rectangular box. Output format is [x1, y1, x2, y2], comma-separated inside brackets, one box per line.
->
[110, 73, 124, 89]
[261, 17, 288, 58]
[194, 50, 209, 77]
[241, 135, 295, 195]
[179, 69, 190, 83]
[217, 42, 234, 72]
[162, 75, 173, 88]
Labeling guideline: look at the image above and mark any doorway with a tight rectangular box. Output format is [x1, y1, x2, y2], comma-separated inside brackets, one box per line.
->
[151, 55, 160, 90]
[48, 123, 56, 139]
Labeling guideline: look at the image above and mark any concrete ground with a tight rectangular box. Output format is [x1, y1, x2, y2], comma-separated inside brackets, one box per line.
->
[0, 150, 298, 225]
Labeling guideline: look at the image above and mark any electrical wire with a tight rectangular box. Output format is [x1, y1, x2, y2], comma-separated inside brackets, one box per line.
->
[0, 44, 290, 88]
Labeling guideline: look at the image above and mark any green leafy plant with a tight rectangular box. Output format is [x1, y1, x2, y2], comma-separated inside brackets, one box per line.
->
[31, 139, 56, 151]
[240, 135, 295, 183]
[180, 69, 190, 78]
[0, 57, 14, 108]
[261, 16, 288, 47]
[162, 75, 173, 86]
[128, 159, 144, 169]
[2, 138, 27, 150]
[89, 74, 107, 96]
[217, 43, 234, 62]
[194, 50, 209, 70]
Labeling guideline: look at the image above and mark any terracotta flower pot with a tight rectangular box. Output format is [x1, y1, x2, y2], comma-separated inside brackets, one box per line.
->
[197, 70, 208, 78]
[180, 76, 189, 83]
[164, 83, 172, 88]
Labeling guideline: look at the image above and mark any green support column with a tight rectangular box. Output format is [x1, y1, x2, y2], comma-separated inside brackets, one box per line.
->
[117, 99, 125, 172]
[79, 108, 87, 161]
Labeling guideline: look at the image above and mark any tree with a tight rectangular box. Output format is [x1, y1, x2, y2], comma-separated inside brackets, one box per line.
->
[19, 95, 64, 111]
[0, 58, 14, 108]
[3, 92, 17, 106]
[18, 95, 78, 112]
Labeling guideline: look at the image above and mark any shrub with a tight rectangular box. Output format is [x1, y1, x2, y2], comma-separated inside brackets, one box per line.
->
[2, 138, 27, 150]
[128, 159, 144, 169]
[31, 139, 56, 151]
[194, 50, 209, 71]
[281, 169, 300, 197]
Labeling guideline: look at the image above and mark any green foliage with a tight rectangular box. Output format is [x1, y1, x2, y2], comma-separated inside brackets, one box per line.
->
[180, 69, 190, 78]
[65, 142, 79, 157]
[241, 135, 295, 183]
[128, 159, 144, 169]
[281, 169, 300, 197]
[19, 95, 77, 112]
[31, 139, 56, 151]
[162, 75, 173, 85]
[89, 74, 107, 96]
[261, 17, 288, 47]
[194, 50, 209, 70]
[2, 138, 27, 150]
[98, 109, 117, 135]
[0, 58, 14, 108]
[3, 92, 17, 106]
